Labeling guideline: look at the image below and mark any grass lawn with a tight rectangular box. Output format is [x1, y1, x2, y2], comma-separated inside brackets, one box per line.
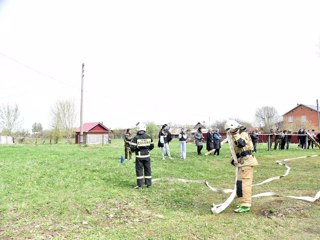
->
[0, 139, 319, 239]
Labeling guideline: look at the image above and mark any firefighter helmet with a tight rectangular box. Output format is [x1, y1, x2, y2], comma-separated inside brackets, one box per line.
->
[224, 120, 240, 132]
[136, 122, 146, 132]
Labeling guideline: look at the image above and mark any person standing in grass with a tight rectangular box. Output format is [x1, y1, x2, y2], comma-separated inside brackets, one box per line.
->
[273, 128, 282, 150]
[158, 124, 173, 160]
[130, 122, 154, 189]
[124, 128, 133, 160]
[178, 128, 188, 160]
[224, 120, 258, 213]
[285, 130, 292, 150]
[316, 131, 320, 144]
[194, 127, 204, 155]
[249, 129, 259, 152]
[307, 129, 316, 149]
[280, 130, 286, 150]
[213, 128, 222, 156]
[268, 128, 275, 150]
[206, 128, 214, 154]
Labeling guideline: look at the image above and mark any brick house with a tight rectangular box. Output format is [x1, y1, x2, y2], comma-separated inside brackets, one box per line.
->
[282, 104, 320, 131]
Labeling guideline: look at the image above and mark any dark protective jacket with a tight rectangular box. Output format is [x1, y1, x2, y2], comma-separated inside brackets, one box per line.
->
[124, 133, 132, 147]
[130, 131, 154, 159]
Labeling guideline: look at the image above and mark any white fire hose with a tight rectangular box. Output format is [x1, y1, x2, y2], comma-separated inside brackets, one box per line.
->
[153, 133, 320, 213]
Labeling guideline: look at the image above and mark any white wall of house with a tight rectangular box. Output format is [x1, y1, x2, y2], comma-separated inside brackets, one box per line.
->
[86, 134, 109, 144]
[0, 136, 14, 144]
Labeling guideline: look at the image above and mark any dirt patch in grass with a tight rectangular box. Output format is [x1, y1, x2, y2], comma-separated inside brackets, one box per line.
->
[258, 202, 313, 219]
[89, 200, 159, 227]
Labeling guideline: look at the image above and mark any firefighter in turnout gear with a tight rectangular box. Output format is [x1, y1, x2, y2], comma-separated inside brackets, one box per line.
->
[224, 120, 258, 213]
[130, 122, 155, 189]
[124, 128, 133, 160]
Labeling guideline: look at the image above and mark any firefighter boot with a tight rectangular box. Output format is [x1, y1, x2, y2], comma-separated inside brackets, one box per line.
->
[234, 206, 250, 213]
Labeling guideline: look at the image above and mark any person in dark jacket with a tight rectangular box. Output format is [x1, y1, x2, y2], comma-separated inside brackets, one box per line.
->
[213, 128, 222, 156]
[268, 128, 275, 150]
[250, 129, 259, 152]
[280, 130, 286, 150]
[299, 128, 307, 149]
[124, 128, 133, 160]
[274, 128, 282, 150]
[194, 127, 204, 155]
[285, 130, 292, 150]
[316, 132, 320, 144]
[206, 128, 214, 153]
[158, 124, 173, 160]
[130, 122, 154, 189]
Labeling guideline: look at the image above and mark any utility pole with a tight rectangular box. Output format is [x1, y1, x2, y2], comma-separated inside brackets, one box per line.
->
[79, 63, 85, 144]
[317, 99, 320, 131]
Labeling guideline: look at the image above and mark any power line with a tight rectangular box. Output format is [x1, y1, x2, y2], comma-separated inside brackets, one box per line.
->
[0, 51, 80, 90]
[0, 52, 216, 122]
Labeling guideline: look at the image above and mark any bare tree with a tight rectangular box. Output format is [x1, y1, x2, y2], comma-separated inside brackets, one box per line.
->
[211, 119, 252, 132]
[0, 103, 22, 135]
[211, 120, 227, 131]
[254, 106, 280, 131]
[51, 99, 77, 143]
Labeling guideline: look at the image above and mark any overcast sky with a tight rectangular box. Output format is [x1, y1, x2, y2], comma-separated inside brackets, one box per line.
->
[1, 0, 320, 131]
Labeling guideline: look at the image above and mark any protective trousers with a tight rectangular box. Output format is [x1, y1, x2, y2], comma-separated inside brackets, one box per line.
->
[236, 166, 254, 207]
[135, 158, 152, 187]
[125, 146, 131, 160]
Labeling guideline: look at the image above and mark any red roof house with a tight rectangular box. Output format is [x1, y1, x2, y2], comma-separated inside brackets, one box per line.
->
[75, 122, 110, 144]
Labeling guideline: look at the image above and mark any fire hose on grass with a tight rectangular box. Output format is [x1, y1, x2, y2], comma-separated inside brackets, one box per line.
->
[153, 133, 320, 213]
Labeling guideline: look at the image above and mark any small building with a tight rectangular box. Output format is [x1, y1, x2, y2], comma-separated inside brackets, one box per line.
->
[282, 104, 320, 130]
[194, 122, 206, 130]
[0, 136, 14, 144]
[75, 122, 110, 144]
[168, 127, 181, 138]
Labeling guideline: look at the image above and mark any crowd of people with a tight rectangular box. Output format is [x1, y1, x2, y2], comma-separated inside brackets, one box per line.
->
[124, 120, 260, 213]
[125, 124, 226, 162]
[124, 124, 320, 166]
[124, 123, 223, 192]
[206, 128, 222, 156]
[268, 128, 320, 150]
[123, 121, 319, 213]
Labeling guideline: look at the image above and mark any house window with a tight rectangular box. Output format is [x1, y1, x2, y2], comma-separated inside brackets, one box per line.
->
[301, 115, 307, 123]
[288, 116, 293, 123]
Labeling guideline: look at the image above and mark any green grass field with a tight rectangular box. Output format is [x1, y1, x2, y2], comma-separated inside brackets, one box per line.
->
[0, 139, 319, 239]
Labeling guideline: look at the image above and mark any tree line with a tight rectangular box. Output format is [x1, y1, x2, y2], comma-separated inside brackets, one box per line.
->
[0, 102, 289, 143]
[0, 99, 76, 144]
